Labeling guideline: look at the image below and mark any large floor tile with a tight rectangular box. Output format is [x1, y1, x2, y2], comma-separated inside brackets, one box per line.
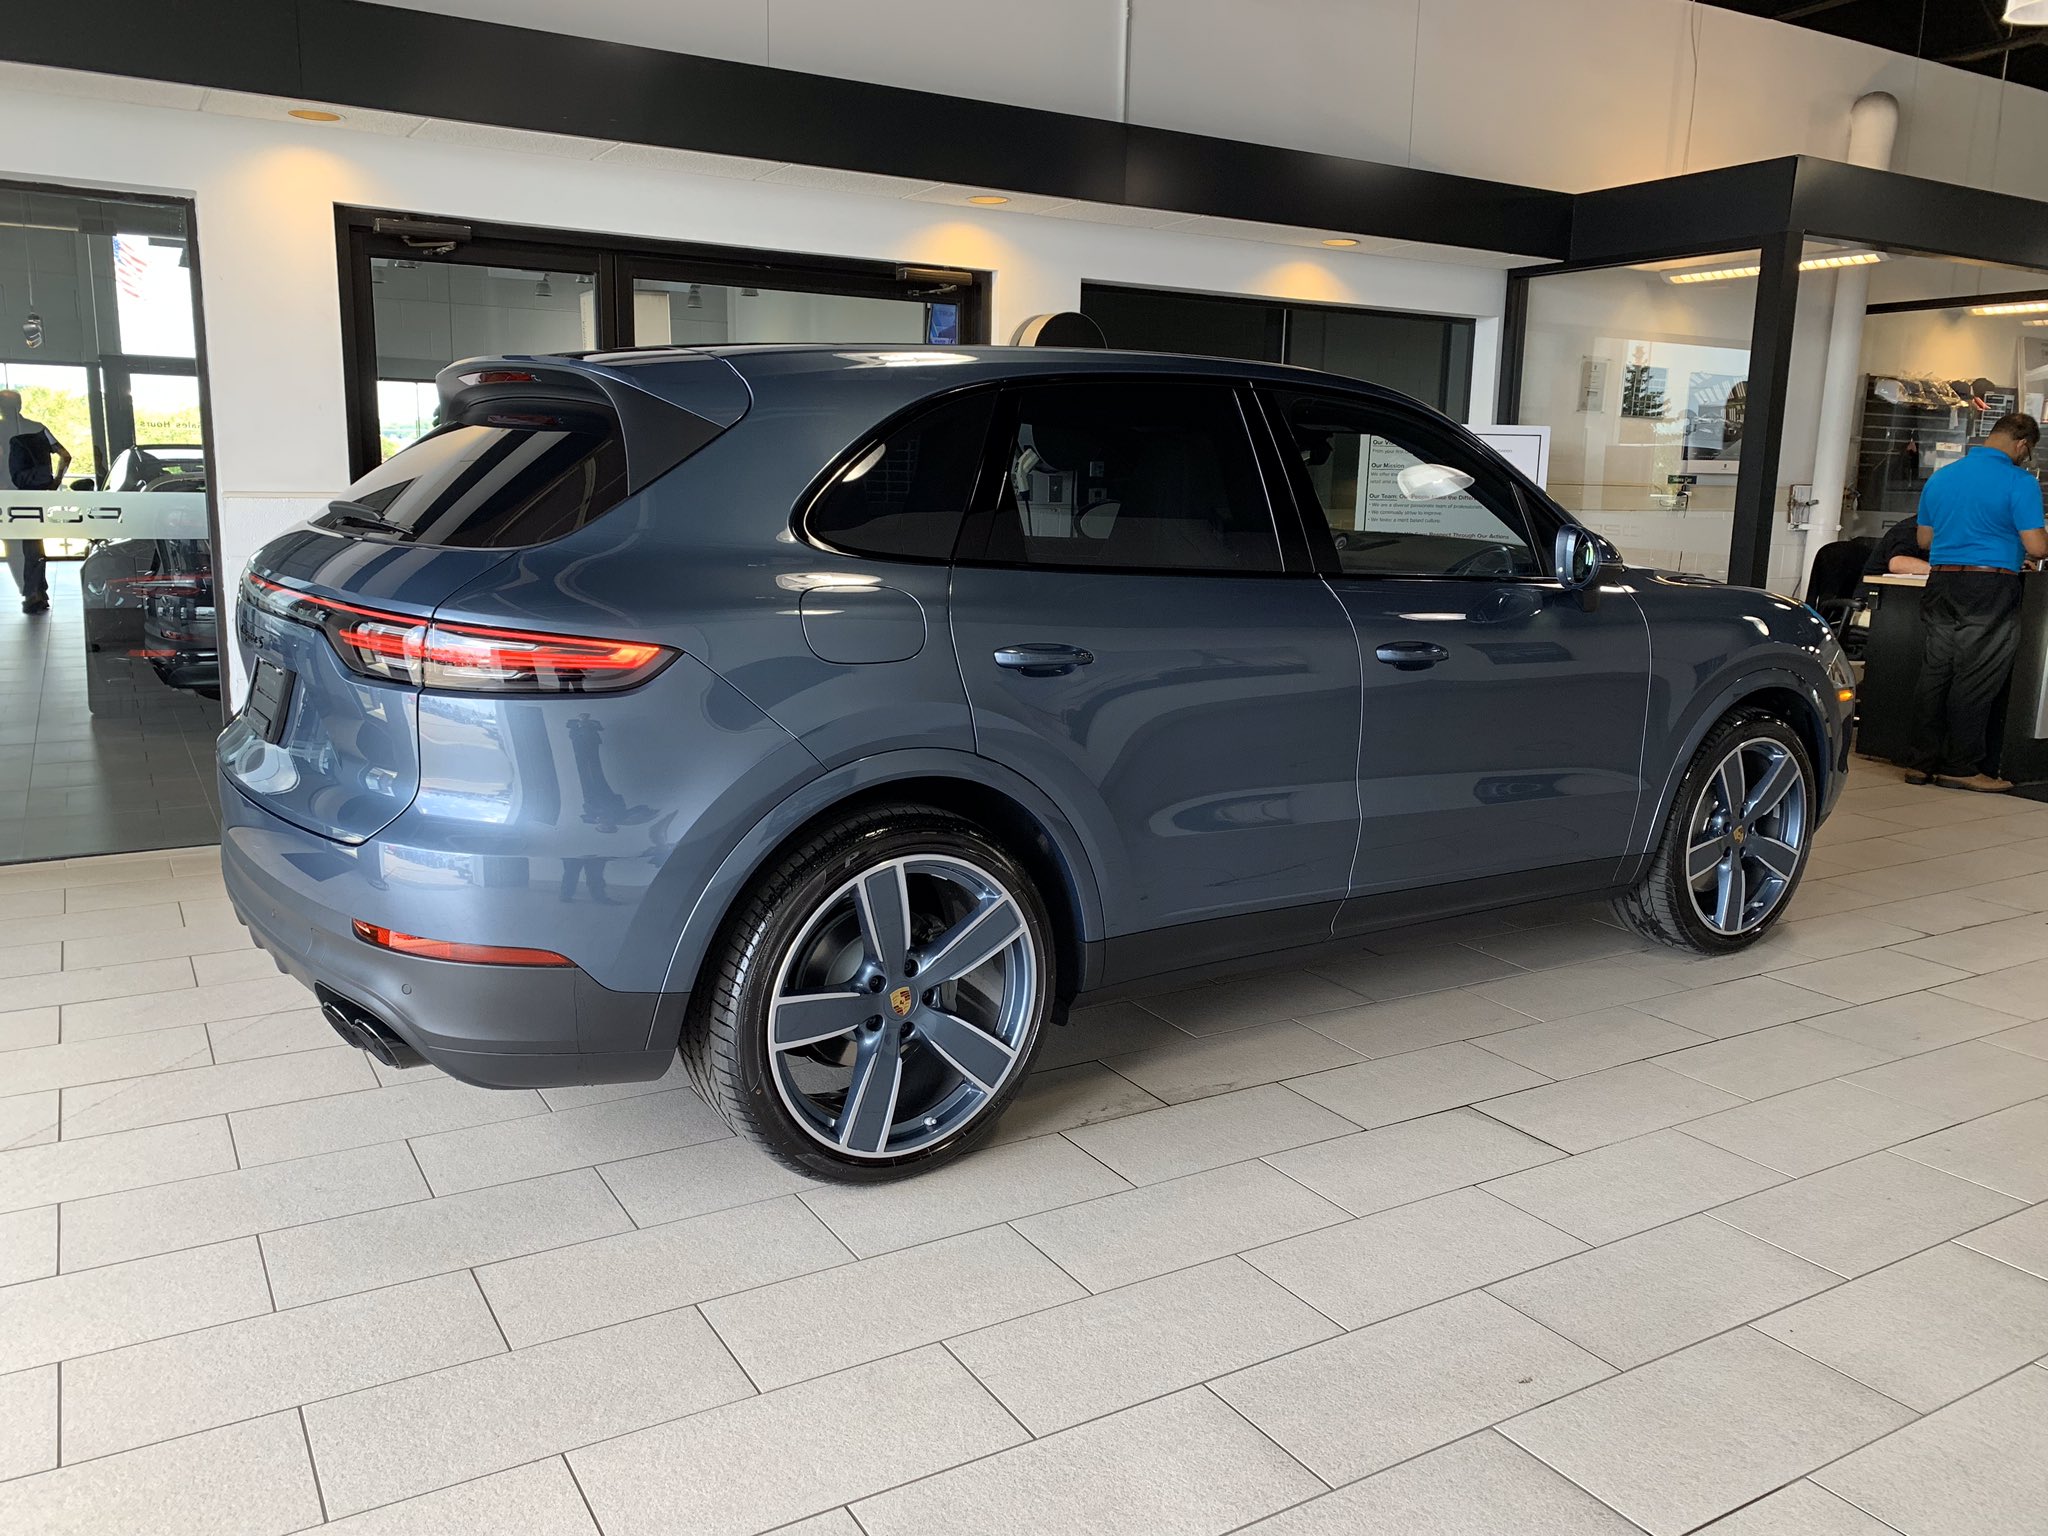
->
[313, 1458, 599, 1535]
[0, 1004, 58, 1050]
[1235, 1430, 1640, 1535]
[1809, 994, 2032, 1059]
[407, 1088, 729, 1196]
[205, 1008, 339, 1063]
[1296, 988, 1534, 1059]
[1712, 1151, 2026, 1277]
[1216, 1291, 1610, 1485]
[1013, 1159, 1346, 1292]
[1103, 1017, 1361, 1103]
[0, 1364, 55, 1480]
[1756, 1242, 2048, 1411]
[0, 1237, 271, 1375]
[0, 1114, 233, 1214]
[704, 1224, 1079, 1389]
[947, 1255, 1337, 1434]
[1310, 942, 1525, 1001]
[1815, 1363, 2048, 1536]
[1888, 910, 2048, 974]
[1652, 1022, 1898, 1099]
[798, 1133, 1128, 1257]
[987, 1060, 1164, 1145]
[1031, 1000, 1188, 1072]
[1501, 1329, 1914, 1536]
[1929, 955, 2048, 1021]
[1473, 1006, 1707, 1079]
[1466, 962, 1681, 1023]
[1769, 911, 1928, 961]
[1477, 1060, 1742, 1152]
[0, 1088, 57, 1149]
[0, 1206, 56, 1285]
[229, 1075, 548, 1165]
[1700, 1478, 1917, 1534]
[1768, 949, 1971, 1005]
[1958, 1200, 2048, 1280]
[59, 974, 309, 1041]
[1844, 1039, 2048, 1120]
[1683, 1080, 1953, 1176]
[304, 1306, 753, 1517]
[569, 1346, 1024, 1536]
[597, 1135, 818, 1227]
[1894, 1097, 2048, 1199]
[3, 1023, 212, 1096]
[1265, 1106, 1561, 1216]
[1063, 1082, 1353, 1184]
[1248, 1187, 1583, 1328]
[1467, 918, 1654, 971]
[60, 1139, 429, 1270]
[479, 1195, 850, 1348]
[0, 956, 194, 1017]
[261, 1167, 633, 1308]
[851, 1386, 1322, 1536]
[59, 1046, 379, 1138]
[1988, 1016, 2048, 1060]
[0, 1411, 321, 1536]
[61, 1270, 505, 1461]
[1288, 1041, 1549, 1129]
[1489, 1214, 1836, 1369]
[1136, 968, 1365, 1035]
[1482, 1128, 1784, 1244]
[60, 920, 256, 972]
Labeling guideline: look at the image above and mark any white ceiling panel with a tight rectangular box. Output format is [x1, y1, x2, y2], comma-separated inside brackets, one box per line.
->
[198, 91, 426, 138]
[370, 0, 770, 63]
[407, 119, 615, 160]
[593, 143, 786, 181]
[754, 164, 942, 198]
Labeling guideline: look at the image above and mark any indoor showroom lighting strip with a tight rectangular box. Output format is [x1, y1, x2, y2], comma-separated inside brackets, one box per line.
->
[1972, 301, 2048, 316]
[1665, 252, 1887, 284]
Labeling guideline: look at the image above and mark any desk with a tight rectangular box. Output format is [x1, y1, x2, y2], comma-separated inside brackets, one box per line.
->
[1856, 570, 2048, 783]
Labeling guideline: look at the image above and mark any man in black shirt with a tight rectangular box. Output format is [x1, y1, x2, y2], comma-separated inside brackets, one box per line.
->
[1864, 513, 1930, 578]
[2, 389, 72, 615]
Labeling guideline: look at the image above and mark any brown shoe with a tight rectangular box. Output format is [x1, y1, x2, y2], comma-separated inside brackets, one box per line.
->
[1902, 770, 1932, 785]
[1934, 773, 2014, 794]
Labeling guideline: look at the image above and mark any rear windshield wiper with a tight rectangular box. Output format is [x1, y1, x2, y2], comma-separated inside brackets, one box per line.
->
[318, 499, 412, 538]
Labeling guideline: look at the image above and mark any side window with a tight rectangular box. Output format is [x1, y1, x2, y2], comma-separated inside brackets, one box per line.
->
[976, 380, 1282, 574]
[1267, 391, 1541, 579]
[806, 391, 995, 561]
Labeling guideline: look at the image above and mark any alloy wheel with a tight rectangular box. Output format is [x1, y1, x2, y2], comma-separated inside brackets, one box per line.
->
[1684, 736, 1808, 936]
[766, 854, 1038, 1159]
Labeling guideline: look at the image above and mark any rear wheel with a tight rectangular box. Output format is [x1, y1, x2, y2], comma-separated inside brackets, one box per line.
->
[1615, 710, 1814, 953]
[683, 804, 1052, 1182]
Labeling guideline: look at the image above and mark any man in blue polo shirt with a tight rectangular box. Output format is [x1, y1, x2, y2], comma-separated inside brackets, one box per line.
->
[1909, 413, 2048, 792]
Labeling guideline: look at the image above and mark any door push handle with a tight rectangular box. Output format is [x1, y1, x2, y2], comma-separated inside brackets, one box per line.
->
[994, 643, 1095, 677]
[1375, 641, 1450, 671]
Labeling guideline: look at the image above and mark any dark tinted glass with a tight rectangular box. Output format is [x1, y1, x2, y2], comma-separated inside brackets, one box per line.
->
[325, 407, 629, 549]
[980, 381, 1280, 573]
[807, 392, 994, 560]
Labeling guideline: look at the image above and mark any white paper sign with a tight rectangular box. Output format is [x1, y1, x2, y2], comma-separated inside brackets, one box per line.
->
[1360, 440, 1511, 539]
[1474, 425, 1551, 489]
[0, 491, 209, 541]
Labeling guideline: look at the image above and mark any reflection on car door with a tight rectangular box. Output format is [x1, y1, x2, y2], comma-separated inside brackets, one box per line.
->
[950, 379, 1362, 965]
[1260, 389, 1652, 907]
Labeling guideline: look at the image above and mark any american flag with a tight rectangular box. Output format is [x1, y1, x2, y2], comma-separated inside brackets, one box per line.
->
[113, 234, 149, 300]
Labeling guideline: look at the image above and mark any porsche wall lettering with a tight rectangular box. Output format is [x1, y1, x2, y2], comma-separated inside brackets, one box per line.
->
[0, 491, 209, 540]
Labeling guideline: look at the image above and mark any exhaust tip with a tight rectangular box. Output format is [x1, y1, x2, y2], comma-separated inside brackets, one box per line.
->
[314, 984, 425, 1070]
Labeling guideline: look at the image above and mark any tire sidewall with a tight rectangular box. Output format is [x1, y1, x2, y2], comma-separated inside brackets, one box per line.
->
[1657, 713, 1815, 953]
[726, 814, 1053, 1182]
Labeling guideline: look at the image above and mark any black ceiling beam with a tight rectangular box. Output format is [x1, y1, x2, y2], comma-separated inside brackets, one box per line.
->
[0, 0, 1573, 260]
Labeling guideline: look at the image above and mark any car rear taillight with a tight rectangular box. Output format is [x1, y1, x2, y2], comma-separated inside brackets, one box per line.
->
[244, 575, 674, 693]
[352, 920, 573, 966]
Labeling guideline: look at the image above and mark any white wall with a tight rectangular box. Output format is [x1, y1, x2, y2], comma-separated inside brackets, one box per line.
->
[380, 0, 2048, 199]
[0, 84, 1509, 604]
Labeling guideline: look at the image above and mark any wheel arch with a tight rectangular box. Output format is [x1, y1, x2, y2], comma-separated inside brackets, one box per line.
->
[657, 750, 1106, 1043]
[1639, 666, 1836, 857]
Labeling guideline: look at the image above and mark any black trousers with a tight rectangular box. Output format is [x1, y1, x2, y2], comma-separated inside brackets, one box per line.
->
[1908, 570, 2022, 777]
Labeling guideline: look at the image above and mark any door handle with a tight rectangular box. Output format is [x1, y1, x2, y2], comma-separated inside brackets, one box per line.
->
[993, 643, 1095, 677]
[1375, 641, 1449, 671]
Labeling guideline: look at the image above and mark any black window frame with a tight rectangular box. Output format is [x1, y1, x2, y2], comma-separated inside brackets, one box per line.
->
[951, 375, 1306, 579]
[1253, 387, 1567, 584]
[338, 206, 992, 479]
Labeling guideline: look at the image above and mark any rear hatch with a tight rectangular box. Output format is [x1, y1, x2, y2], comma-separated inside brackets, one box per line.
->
[219, 353, 744, 842]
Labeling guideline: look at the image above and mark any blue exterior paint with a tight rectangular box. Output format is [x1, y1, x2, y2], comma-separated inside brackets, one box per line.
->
[219, 344, 1851, 1088]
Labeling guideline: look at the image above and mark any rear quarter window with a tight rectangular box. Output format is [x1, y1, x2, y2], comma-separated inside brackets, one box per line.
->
[804, 391, 996, 562]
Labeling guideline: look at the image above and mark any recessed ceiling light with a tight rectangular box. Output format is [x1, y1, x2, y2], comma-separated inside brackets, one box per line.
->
[288, 108, 342, 123]
[967, 195, 1010, 206]
[1321, 237, 1361, 248]
[1665, 252, 1888, 284]
[1972, 300, 2048, 316]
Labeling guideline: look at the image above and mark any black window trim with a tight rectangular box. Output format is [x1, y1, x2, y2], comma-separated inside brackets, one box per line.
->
[1253, 386, 1572, 586]
[950, 373, 1309, 581]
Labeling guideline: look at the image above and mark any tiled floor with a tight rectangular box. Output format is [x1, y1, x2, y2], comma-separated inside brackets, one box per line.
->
[5, 757, 2048, 1533]
[0, 558, 224, 863]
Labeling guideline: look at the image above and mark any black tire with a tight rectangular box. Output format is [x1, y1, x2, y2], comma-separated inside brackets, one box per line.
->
[1614, 709, 1815, 954]
[682, 803, 1054, 1183]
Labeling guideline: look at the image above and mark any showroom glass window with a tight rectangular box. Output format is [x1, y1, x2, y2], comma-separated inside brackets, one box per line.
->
[969, 381, 1283, 573]
[1266, 391, 1541, 578]
[807, 392, 995, 561]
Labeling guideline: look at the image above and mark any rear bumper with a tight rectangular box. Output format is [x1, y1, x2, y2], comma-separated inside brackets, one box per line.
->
[221, 783, 682, 1089]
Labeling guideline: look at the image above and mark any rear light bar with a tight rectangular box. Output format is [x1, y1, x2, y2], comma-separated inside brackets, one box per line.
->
[243, 575, 675, 694]
[352, 919, 574, 967]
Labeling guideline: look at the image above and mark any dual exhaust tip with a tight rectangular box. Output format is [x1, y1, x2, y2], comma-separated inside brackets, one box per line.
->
[315, 984, 424, 1070]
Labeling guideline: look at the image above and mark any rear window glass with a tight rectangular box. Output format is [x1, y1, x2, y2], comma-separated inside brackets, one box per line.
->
[806, 392, 995, 561]
[324, 408, 629, 549]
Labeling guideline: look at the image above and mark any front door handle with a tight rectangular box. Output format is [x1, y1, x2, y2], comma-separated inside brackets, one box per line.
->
[1375, 641, 1450, 671]
[994, 643, 1095, 677]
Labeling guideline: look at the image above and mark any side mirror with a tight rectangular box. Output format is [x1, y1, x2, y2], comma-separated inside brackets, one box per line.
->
[1555, 525, 1605, 608]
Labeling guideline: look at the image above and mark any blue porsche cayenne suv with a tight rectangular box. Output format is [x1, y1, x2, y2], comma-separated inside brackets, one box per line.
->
[219, 344, 1852, 1180]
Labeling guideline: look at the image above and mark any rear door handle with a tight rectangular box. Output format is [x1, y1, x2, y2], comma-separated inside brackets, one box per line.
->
[994, 643, 1095, 677]
[1374, 641, 1449, 671]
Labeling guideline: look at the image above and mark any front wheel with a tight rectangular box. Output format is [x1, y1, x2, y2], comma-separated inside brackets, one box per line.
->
[683, 805, 1053, 1182]
[1615, 710, 1815, 953]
